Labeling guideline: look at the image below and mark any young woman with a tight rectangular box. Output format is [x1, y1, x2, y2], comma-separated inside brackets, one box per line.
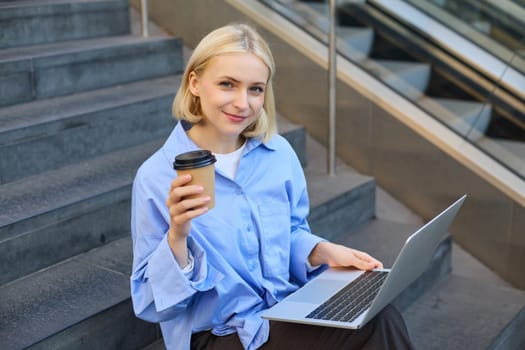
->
[130, 24, 414, 350]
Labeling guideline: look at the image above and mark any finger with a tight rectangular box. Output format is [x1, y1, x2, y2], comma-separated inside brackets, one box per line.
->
[174, 195, 211, 213]
[354, 259, 377, 271]
[349, 250, 381, 270]
[167, 175, 195, 206]
[170, 174, 192, 191]
[168, 196, 210, 220]
[172, 206, 209, 225]
[354, 250, 381, 265]
[167, 185, 205, 205]
[374, 260, 384, 269]
[361, 256, 383, 269]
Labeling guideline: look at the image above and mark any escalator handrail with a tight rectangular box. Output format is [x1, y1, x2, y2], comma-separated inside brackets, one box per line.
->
[369, 0, 525, 102]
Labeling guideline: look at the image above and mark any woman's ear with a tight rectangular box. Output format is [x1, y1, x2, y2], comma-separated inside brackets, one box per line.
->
[188, 71, 199, 97]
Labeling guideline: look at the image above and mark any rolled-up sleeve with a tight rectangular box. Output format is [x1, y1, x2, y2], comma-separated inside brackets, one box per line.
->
[130, 171, 223, 323]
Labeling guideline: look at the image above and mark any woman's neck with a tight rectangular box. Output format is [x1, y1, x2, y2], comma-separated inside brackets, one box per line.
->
[187, 124, 244, 154]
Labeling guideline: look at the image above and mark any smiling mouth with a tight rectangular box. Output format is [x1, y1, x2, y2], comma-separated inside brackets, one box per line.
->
[224, 112, 247, 122]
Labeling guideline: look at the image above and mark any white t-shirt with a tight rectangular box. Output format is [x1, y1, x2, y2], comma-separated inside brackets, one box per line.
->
[213, 141, 247, 180]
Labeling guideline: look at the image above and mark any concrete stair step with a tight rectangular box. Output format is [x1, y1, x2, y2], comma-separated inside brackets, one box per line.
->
[0, 0, 130, 49]
[277, 114, 307, 167]
[0, 237, 160, 350]
[0, 137, 165, 285]
[0, 75, 181, 184]
[303, 132, 376, 240]
[0, 35, 183, 107]
[403, 275, 525, 350]
[418, 96, 492, 140]
[142, 339, 166, 350]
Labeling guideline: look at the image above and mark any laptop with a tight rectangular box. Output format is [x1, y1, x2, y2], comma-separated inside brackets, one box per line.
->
[262, 195, 466, 329]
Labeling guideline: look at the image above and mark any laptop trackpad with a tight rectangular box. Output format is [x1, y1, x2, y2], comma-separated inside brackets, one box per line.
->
[286, 278, 349, 304]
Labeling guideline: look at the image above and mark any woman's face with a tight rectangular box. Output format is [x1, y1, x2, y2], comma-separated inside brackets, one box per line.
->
[188, 52, 269, 143]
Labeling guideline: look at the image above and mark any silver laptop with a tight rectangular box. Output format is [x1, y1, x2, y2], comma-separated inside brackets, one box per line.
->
[262, 195, 466, 329]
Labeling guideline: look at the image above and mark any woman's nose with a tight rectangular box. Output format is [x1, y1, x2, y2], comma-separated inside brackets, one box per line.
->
[233, 90, 249, 109]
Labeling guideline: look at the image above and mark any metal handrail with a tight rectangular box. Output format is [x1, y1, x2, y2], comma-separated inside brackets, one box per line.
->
[328, 0, 336, 176]
[140, 0, 149, 37]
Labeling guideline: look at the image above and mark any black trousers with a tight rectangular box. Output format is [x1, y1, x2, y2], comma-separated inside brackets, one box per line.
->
[191, 305, 414, 350]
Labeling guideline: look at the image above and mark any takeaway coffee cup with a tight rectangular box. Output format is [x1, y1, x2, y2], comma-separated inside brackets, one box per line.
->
[173, 150, 217, 209]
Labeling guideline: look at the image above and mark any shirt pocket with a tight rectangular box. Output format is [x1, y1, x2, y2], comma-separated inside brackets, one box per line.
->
[258, 203, 291, 277]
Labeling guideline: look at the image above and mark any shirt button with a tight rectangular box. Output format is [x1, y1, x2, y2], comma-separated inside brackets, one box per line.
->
[235, 189, 243, 195]
[247, 226, 252, 232]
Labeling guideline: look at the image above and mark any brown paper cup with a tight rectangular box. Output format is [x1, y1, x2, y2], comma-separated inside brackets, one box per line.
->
[173, 150, 216, 209]
[175, 165, 215, 209]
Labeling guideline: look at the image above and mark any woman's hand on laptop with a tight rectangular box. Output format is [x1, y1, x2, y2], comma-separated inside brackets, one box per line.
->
[308, 242, 383, 270]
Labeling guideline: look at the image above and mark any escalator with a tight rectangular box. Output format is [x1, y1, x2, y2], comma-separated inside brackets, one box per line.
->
[261, 0, 525, 179]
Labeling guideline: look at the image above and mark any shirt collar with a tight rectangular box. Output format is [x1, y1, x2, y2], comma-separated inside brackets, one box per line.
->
[162, 121, 277, 164]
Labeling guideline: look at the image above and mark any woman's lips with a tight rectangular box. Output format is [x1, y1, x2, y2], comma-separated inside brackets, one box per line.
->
[224, 112, 247, 123]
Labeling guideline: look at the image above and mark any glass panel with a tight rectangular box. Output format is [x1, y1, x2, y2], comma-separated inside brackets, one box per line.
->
[258, 0, 525, 180]
[401, 0, 525, 179]
[404, 0, 525, 74]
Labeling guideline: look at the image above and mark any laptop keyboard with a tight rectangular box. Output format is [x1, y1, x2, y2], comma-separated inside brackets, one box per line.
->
[305, 270, 389, 323]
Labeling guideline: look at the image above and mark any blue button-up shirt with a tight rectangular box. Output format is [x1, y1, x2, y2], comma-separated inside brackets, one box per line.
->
[130, 122, 326, 350]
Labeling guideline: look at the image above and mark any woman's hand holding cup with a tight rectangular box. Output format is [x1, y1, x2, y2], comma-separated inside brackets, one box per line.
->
[168, 150, 216, 267]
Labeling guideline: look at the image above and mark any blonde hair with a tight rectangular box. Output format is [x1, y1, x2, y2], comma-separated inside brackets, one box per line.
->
[172, 24, 277, 142]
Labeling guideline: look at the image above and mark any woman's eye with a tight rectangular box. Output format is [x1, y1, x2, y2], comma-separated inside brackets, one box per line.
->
[250, 86, 264, 93]
[219, 81, 233, 88]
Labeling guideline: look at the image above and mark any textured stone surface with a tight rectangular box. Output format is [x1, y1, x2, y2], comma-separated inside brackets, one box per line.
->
[0, 0, 130, 49]
[277, 114, 307, 166]
[76, 236, 134, 276]
[0, 36, 183, 107]
[404, 275, 525, 350]
[0, 138, 163, 232]
[0, 1, 170, 349]
[306, 135, 376, 239]
[0, 75, 180, 184]
[31, 300, 160, 350]
[34, 37, 182, 99]
[0, 189, 131, 285]
[0, 137, 163, 282]
[0, 257, 130, 349]
[0, 236, 161, 350]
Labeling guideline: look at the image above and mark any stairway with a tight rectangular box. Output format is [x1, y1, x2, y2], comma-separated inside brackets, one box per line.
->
[0, 1, 524, 350]
[0, 0, 178, 347]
